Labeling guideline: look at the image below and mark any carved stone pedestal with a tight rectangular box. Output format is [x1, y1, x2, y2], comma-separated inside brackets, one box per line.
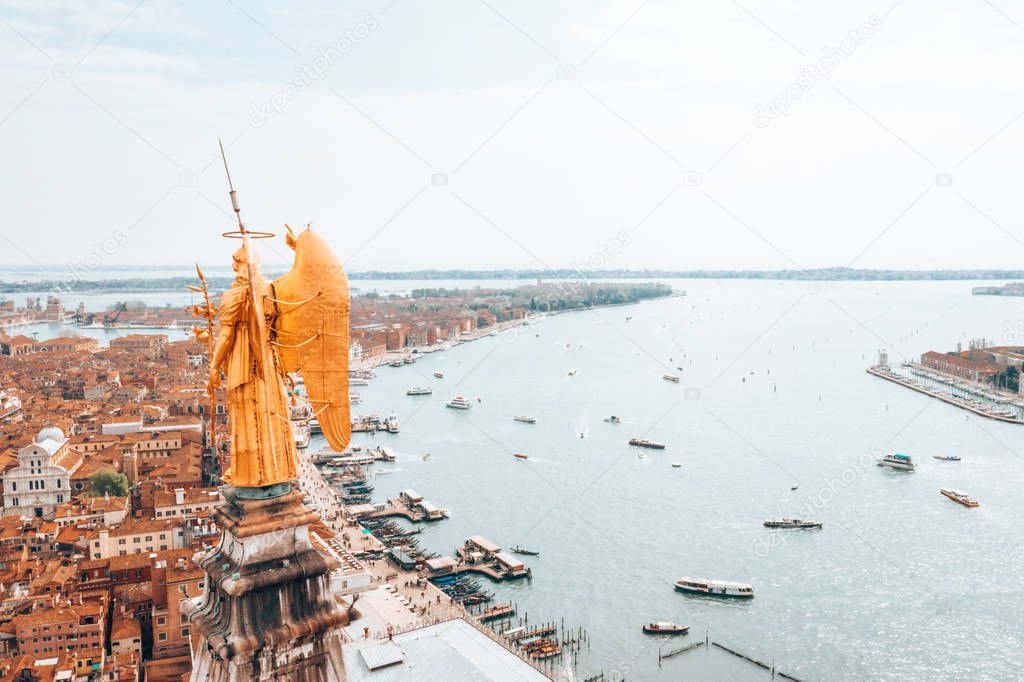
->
[186, 488, 350, 682]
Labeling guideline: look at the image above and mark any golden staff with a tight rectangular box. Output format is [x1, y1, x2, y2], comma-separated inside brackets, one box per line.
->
[217, 140, 286, 489]
[188, 266, 220, 474]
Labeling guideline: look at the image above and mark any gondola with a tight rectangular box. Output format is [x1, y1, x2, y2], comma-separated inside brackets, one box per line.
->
[511, 545, 539, 556]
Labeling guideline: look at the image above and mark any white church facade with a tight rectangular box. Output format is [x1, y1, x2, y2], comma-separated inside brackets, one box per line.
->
[3, 426, 82, 518]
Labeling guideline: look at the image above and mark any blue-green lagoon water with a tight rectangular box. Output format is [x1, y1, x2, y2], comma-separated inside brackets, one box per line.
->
[327, 280, 1024, 681]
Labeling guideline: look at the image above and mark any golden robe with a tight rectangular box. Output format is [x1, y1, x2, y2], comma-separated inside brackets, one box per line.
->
[217, 279, 298, 488]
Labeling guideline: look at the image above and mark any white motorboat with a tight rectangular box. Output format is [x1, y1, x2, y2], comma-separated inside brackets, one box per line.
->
[291, 420, 310, 449]
[446, 396, 472, 410]
[877, 453, 915, 471]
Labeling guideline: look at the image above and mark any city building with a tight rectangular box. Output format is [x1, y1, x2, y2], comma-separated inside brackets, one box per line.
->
[921, 351, 1000, 383]
[2, 426, 80, 519]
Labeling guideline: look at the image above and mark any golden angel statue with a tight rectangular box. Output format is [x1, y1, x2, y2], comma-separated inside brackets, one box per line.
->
[208, 226, 351, 493]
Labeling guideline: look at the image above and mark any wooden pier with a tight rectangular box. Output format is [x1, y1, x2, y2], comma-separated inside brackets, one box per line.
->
[710, 640, 804, 682]
[658, 640, 704, 661]
[365, 503, 422, 522]
[479, 603, 516, 622]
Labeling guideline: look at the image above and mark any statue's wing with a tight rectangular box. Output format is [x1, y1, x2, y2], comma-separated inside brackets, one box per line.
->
[272, 228, 351, 452]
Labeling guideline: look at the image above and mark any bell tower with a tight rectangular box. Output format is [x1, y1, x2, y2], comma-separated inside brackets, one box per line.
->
[185, 488, 350, 681]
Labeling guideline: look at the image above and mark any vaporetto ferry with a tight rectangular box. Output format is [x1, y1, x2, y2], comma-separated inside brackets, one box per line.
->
[674, 577, 754, 598]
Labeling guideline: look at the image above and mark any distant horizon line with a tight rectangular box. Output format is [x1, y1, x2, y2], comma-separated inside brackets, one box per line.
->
[2, 265, 1024, 283]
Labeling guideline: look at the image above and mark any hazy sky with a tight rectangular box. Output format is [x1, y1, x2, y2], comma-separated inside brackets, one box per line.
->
[2, 0, 1023, 274]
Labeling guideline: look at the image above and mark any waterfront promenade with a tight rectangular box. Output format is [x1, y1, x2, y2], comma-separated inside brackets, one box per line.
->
[296, 441, 559, 679]
[349, 315, 538, 372]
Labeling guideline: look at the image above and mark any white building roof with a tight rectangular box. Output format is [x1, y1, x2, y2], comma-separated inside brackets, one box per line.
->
[466, 535, 501, 553]
[424, 557, 457, 571]
[494, 552, 524, 570]
[359, 642, 404, 671]
[34, 438, 67, 456]
[342, 618, 548, 681]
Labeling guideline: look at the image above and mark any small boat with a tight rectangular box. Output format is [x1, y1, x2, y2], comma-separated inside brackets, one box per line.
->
[403, 357, 416, 364]
[642, 622, 689, 635]
[446, 396, 472, 410]
[933, 455, 961, 461]
[877, 453, 915, 471]
[422, 453, 432, 461]
[603, 416, 621, 424]
[674, 577, 753, 598]
[763, 517, 823, 529]
[385, 414, 400, 433]
[513, 453, 529, 460]
[940, 488, 978, 507]
[662, 374, 680, 383]
[790, 485, 799, 491]
[511, 545, 539, 556]
[389, 360, 404, 367]
[629, 438, 666, 450]
[407, 386, 433, 395]
[434, 371, 445, 379]
[350, 377, 370, 386]
[513, 416, 536, 424]
[671, 462, 682, 468]
[291, 420, 311, 449]
[568, 370, 577, 376]
[349, 392, 362, 404]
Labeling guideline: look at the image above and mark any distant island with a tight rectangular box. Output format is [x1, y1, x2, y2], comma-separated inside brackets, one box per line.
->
[5, 266, 1024, 294]
[972, 282, 1024, 296]
[353, 267, 1024, 281]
